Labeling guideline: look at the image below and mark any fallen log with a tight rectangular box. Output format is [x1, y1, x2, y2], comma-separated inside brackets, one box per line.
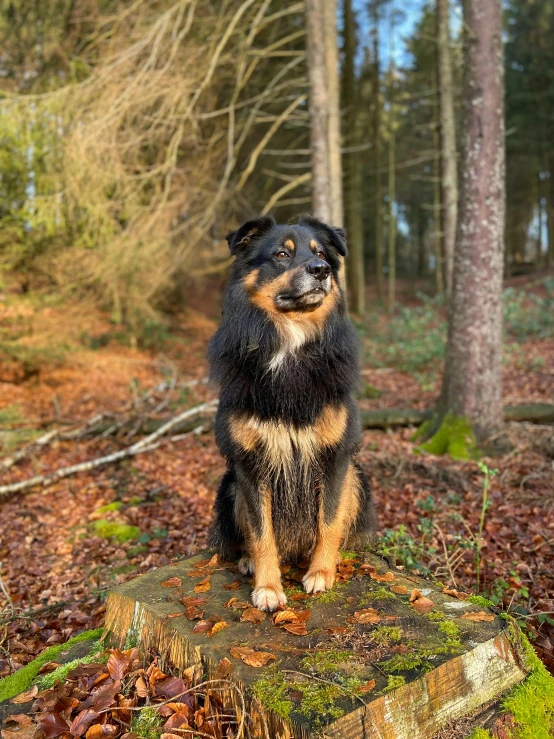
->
[361, 403, 554, 429]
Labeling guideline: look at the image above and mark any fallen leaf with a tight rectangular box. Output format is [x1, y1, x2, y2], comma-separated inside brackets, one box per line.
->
[163, 714, 189, 731]
[107, 649, 132, 681]
[357, 679, 376, 693]
[208, 621, 229, 637]
[38, 661, 62, 674]
[324, 626, 351, 635]
[241, 607, 266, 624]
[182, 596, 206, 607]
[162, 577, 182, 588]
[194, 576, 211, 593]
[461, 611, 495, 622]
[85, 727, 119, 738]
[185, 605, 204, 620]
[273, 610, 298, 625]
[10, 686, 38, 704]
[289, 593, 310, 601]
[193, 620, 215, 634]
[70, 709, 99, 737]
[229, 647, 275, 667]
[167, 612, 185, 619]
[38, 712, 69, 738]
[1, 726, 37, 739]
[370, 571, 395, 582]
[164, 702, 192, 717]
[223, 579, 241, 591]
[409, 589, 435, 614]
[135, 676, 149, 698]
[224, 598, 249, 609]
[359, 564, 377, 575]
[390, 585, 408, 595]
[208, 553, 220, 566]
[354, 608, 381, 624]
[215, 658, 233, 678]
[4, 715, 32, 728]
[283, 622, 308, 636]
[443, 587, 469, 600]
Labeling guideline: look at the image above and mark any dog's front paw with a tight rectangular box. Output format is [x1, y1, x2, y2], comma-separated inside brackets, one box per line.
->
[252, 585, 287, 612]
[238, 556, 255, 576]
[302, 569, 335, 594]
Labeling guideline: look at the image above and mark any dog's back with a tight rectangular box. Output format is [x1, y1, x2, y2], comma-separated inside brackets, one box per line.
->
[208, 215, 376, 610]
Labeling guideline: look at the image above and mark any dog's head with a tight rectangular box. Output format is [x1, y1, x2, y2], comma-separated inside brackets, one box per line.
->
[226, 215, 346, 314]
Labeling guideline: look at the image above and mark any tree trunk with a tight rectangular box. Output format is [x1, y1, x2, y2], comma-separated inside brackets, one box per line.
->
[433, 92, 445, 295]
[305, 0, 332, 224]
[439, 0, 505, 440]
[370, 1, 384, 301]
[323, 0, 343, 228]
[436, 0, 458, 294]
[387, 61, 396, 313]
[343, 0, 365, 315]
[546, 156, 554, 269]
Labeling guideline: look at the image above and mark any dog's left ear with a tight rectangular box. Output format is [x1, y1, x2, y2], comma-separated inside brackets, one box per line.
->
[299, 215, 348, 257]
[226, 216, 276, 256]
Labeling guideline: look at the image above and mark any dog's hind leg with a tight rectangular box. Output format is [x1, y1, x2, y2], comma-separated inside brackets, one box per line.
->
[303, 460, 360, 594]
[344, 463, 377, 550]
[208, 468, 244, 561]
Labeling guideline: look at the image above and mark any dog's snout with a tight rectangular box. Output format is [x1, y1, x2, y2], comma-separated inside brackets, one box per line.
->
[305, 258, 331, 281]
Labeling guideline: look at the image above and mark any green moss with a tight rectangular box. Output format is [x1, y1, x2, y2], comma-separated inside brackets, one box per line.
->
[380, 653, 433, 674]
[93, 519, 140, 542]
[411, 419, 432, 443]
[426, 610, 446, 622]
[130, 706, 163, 739]
[95, 502, 123, 514]
[469, 730, 492, 739]
[128, 496, 143, 506]
[382, 675, 405, 693]
[467, 595, 495, 608]
[301, 651, 353, 674]
[419, 414, 479, 460]
[358, 587, 395, 605]
[251, 668, 293, 720]
[311, 587, 344, 604]
[39, 642, 107, 688]
[296, 682, 345, 723]
[501, 630, 554, 739]
[339, 550, 360, 561]
[437, 621, 461, 639]
[372, 627, 403, 645]
[0, 628, 104, 701]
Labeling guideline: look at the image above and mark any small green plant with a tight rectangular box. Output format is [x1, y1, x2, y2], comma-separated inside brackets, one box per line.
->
[130, 706, 164, 739]
[382, 675, 405, 693]
[93, 520, 140, 542]
[372, 627, 403, 645]
[476, 462, 497, 590]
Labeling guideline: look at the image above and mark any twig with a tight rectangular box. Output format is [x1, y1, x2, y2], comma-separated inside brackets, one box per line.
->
[0, 401, 218, 497]
[0, 562, 15, 617]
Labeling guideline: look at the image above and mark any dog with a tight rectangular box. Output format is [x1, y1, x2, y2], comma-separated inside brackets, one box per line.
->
[208, 215, 376, 611]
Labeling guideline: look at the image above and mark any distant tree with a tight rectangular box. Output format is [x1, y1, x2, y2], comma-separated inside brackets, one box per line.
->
[342, 0, 365, 314]
[437, 0, 505, 440]
[305, 0, 343, 227]
[369, 0, 384, 300]
[436, 0, 458, 292]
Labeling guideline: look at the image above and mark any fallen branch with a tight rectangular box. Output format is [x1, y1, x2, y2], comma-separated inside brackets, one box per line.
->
[360, 403, 554, 429]
[0, 400, 218, 497]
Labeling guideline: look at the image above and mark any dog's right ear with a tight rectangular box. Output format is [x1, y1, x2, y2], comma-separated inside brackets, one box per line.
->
[226, 216, 276, 256]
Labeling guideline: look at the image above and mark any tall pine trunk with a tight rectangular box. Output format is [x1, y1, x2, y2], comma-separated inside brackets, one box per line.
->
[370, 1, 383, 301]
[438, 0, 505, 440]
[436, 0, 458, 293]
[343, 0, 365, 314]
[323, 0, 343, 228]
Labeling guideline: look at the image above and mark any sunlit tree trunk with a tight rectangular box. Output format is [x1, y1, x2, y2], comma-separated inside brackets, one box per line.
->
[387, 33, 396, 314]
[323, 0, 343, 228]
[437, 0, 458, 293]
[439, 0, 505, 440]
[370, 0, 383, 301]
[343, 0, 365, 314]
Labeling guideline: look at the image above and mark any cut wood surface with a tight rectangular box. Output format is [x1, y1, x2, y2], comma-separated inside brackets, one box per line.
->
[104, 550, 527, 738]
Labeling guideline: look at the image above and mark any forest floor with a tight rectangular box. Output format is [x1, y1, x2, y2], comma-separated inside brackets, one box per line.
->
[0, 274, 553, 692]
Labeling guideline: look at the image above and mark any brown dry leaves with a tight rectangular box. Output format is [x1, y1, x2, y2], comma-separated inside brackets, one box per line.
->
[271, 608, 310, 636]
[229, 647, 275, 667]
[409, 589, 435, 614]
[461, 611, 495, 622]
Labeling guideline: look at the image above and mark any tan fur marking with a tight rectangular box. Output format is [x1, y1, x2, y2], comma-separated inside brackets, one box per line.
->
[242, 269, 260, 291]
[284, 238, 295, 250]
[303, 463, 361, 592]
[310, 239, 319, 252]
[229, 403, 346, 477]
[314, 404, 348, 447]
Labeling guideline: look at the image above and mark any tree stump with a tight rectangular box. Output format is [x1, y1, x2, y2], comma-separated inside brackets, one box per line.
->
[104, 551, 527, 738]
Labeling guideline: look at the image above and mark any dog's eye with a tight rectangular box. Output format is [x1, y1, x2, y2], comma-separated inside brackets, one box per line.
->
[275, 250, 290, 259]
[317, 250, 326, 260]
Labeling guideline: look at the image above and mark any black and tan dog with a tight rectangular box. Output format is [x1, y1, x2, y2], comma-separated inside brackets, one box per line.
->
[208, 215, 376, 611]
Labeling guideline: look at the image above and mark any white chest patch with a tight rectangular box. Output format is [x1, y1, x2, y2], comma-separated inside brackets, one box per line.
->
[269, 320, 313, 371]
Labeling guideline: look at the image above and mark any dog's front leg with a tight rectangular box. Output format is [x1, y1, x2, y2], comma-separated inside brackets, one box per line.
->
[303, 461, 360, 594]
[235, 470, 286, 611]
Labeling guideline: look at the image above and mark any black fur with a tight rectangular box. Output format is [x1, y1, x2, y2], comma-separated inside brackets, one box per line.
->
[208, 215, 376, 564]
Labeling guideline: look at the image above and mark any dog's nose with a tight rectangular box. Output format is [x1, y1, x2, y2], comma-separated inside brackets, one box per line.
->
[305, 258, 331, 281]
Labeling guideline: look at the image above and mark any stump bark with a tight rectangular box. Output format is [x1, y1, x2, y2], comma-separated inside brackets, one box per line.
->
[104, 551, 527, 738]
